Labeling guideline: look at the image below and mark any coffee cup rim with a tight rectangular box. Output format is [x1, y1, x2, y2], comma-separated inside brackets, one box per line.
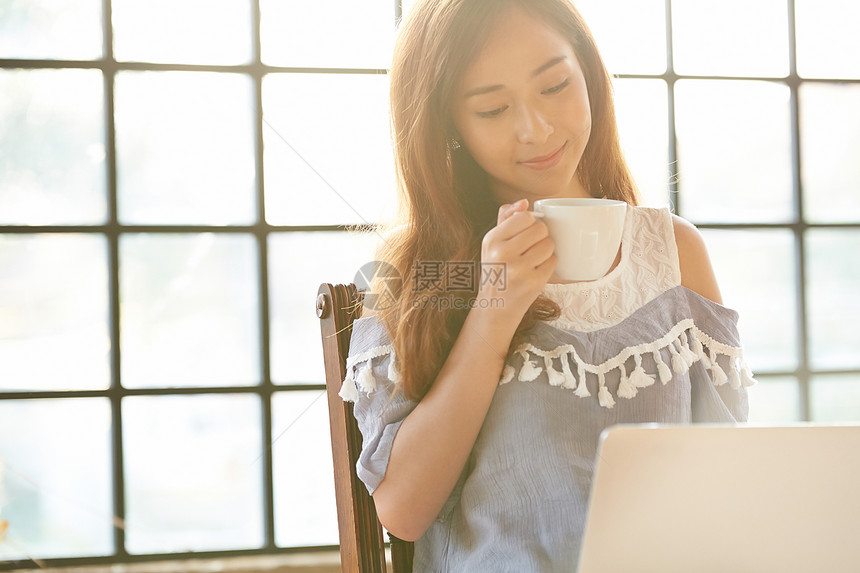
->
[534, 198, 627, 208]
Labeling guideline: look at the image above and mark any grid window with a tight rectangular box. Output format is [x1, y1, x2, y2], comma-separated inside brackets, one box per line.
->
[114, 72, 257, 225]
[702, 229, 798, 372]
[0, 398, 113, 561]
[0, 234, 110, 392]
[262, 73, 394, 226]
[799, 83, 860, 222]
[271, 390, 339, 547]
[794, 0, 860, 79]
[119, 233, 261, 388]
[267, 232, 377, 385]
[0, 69, 107, 225]
[122, 394, 264, 553]
[671, 0, 790, 78]
[674, 79, 793, 223]
[612, 78, 670, 207]
[111, 0, 253, 65]
[1, 0, 859, 568]
[0, 0, 104, 60]
[260, 0, 394, 68]
[576, 0, 667, 75]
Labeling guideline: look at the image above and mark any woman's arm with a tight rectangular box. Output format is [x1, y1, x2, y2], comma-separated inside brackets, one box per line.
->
[673, 214, 723, 305]
[371, 306, 517, 541]
[371, 199, 556, 542]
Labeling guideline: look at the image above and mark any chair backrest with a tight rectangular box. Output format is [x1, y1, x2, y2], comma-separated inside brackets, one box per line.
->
[316, 282, 414, 573]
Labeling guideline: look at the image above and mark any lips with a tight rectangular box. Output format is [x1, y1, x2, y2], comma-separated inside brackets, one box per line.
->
[518, 142, 567, 169]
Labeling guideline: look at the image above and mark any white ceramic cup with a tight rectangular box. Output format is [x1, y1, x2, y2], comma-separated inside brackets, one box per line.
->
[533, 197, 627, 281]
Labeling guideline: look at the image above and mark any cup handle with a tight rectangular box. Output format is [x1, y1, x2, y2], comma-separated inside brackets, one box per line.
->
[530, 211, 546, 218]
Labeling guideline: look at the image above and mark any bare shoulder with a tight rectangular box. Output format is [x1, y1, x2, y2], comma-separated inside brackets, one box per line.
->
[671, 214, 723, 304]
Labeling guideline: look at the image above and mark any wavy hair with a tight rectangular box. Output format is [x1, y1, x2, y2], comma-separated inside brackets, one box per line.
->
[370, 0, 640, 401]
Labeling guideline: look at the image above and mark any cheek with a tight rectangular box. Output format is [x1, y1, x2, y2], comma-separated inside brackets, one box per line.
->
[464, 125, 509, 167]
[564, 93, 592, 129]
[559, 75, 592, 126]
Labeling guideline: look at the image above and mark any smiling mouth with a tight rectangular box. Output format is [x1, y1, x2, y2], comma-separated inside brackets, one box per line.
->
[520, 143, 566, 164]
[518, 142, 567, 169]
[517, 125, 591, 171]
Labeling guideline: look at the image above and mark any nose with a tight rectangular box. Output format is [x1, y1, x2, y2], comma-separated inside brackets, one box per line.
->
[514, 102, 553, 144]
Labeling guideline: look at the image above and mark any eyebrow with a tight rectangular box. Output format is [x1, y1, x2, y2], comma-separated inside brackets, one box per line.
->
[462, 55, 568, 99]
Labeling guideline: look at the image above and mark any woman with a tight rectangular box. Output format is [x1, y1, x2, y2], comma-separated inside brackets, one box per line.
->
[339, 0, 755, 570]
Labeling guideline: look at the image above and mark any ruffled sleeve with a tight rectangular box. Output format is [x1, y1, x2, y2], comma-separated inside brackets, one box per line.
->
[685, 293, 754, 423]
[340, 316, 417, 495]
[500, 286, 756, 418]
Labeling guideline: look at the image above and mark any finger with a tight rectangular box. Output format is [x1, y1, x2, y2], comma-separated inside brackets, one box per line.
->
[521, 235, 555, 266]
[535, 253, 558, 276]
[496, 209, 543, 242]
[496, 202, 522, 226]
[497, 198, 528, 226]
[507, 219, 550, 255]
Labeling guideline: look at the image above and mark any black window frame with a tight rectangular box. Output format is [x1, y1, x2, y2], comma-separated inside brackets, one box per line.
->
[1, 0, 858, 569]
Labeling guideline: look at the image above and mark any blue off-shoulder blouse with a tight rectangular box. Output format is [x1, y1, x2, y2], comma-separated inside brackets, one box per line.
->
[339, 206, 754, 572]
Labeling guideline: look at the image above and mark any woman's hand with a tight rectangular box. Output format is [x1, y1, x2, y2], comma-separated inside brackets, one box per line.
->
[477, 198, 557, 325]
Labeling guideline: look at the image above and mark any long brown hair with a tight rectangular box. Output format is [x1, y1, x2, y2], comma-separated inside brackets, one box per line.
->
[371, 0, 639, 401]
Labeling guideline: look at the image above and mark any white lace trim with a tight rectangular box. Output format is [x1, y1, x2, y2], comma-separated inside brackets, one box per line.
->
[340, 322, 756, 407]
[498, 319, 756, 408]
[340, 344, 399, 402]
[542, 206, 682, 332]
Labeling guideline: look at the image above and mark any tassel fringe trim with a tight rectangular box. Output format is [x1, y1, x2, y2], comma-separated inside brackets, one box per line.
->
[501, 319, 756, 408]
[340, 343, 396, 402]
[339, 321, 757, 405]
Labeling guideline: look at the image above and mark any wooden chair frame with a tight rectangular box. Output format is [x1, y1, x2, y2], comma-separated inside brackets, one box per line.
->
[317, 282, 414, 573]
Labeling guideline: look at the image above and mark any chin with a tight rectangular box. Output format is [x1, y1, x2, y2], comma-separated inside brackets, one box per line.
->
[519, 171, 580, 198]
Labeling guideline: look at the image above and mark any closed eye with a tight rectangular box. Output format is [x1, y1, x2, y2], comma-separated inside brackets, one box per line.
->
[542, 78, 569, 95]
[475, 79, 570, 119]
[477, 106, 508, 119]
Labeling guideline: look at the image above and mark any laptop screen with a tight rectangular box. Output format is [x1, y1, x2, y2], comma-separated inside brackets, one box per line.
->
[577, 423, 860, 573]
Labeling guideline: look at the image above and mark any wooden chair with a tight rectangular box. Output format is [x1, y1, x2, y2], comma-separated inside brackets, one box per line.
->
[316, 282, 415, 573]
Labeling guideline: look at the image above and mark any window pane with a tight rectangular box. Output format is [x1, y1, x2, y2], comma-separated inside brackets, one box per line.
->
[112, 0, 252, 65]
[0, 69, 106, 225]
[0, 234, 110, 392]
[0, 398, 112, 560]
[612, 78, 670, 207]
[810, 374, 860, 423]
[261, 0, 394, 68]
[671, 0, 789, 77]
[675, 80, 792, 223]
[747, 376, 802, 424]
[795, 0, 860, 79]
[0, 0, 102, 60]
[263, 73, 395, 226]
[272, 390, 338, 547]
[702, 230, 798, 373]
[576, 0, 667, 75]
[806, 230, 860, 370]
[268, 231, 378, 385]
[120, 233, 260, 388]
[123, 394, 264, 553]
[799, 83, 860, 223]
[115, 71, 256, 225]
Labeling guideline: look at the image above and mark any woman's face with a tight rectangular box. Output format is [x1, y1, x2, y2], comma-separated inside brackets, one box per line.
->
[451, 6, 592, 207]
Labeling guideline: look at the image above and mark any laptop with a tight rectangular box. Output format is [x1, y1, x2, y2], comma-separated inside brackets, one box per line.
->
[577, 423, 860, 573]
